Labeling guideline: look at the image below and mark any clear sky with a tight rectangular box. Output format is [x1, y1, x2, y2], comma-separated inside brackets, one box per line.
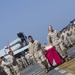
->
[0, 0, 75, 49]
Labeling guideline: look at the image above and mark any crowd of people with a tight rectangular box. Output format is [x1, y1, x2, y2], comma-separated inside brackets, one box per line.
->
[27, 24, 75, 73]
[0, 51, 34, 75]
[60, 24, 75, 48]
[0, 24, 75, 75]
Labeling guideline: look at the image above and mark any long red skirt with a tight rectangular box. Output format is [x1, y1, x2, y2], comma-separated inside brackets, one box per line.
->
[44, 46, 62, 66]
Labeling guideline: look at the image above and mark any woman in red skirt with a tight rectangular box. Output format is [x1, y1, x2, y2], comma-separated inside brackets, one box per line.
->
[44, 45, 63, 67]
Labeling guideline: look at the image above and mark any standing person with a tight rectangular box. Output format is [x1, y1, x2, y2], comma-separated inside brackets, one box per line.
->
[61, 29, 70, 48]
[47, 25, 70, 61]
[0, 58, 8, 75]
[25, 52, 34, 65]
[20, 55, 28, 68]
[8, 51, 21, 75]
[16, 57, 23, 70]
[72, 25, 75, 43]
[67, 27, 73, 46]
[28, 35, 49, 73]
[70, 25, 75, 44]
[1, 56, 12, 75]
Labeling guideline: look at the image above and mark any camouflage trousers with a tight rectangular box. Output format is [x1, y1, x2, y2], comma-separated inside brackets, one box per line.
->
[13, 65, 21, 75]
[55, 43, 68, 59]
[4, 68, 12, 75]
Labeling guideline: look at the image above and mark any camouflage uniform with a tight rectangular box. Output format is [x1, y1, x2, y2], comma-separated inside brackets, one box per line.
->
[20, 56, 28, 68]
[61, 31, 70, 47]
[72, 26, 75, 43]
[16, 58, 23, 70]
[0, 59, 8, 75]
[25, 53, 34, 65]
[1, 61, 12, 75]
[10, 55, 21, 75]
[70, 26, 75, 44]
[47, 30, 68, 59]
[67, 28, 73, 45]
[28, 40, 49, 72]
[0, 66, 8, 75]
